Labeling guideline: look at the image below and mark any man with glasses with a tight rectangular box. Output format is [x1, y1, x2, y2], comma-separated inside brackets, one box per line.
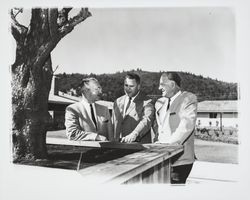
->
[154, 72, 198, 184]
[113, 73, 155, 143]
[65, 77, 113, 141]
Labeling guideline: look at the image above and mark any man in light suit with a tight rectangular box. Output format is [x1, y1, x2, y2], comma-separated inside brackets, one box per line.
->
[65, 78, 113, 141]
[155, 72, 197, 184]
[113, 73, 154, 143]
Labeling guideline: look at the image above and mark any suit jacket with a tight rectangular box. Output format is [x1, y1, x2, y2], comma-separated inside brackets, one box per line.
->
[155, 91, 197, 166]
[65, 101, 113, 141]
[113, 92, 155, 143]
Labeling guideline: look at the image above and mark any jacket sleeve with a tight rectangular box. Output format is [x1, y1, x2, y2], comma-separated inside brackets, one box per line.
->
[151, 117, 159, 143]
[167, 94, 197, 144]
[65, 106, 98, 141]
[132, 99, 155, 139]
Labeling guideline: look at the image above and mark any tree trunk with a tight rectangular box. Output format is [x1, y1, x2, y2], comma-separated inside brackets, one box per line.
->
[12, 9, 53, 161]
[12, 58, 52, 161]
[11, 8, 91, 162]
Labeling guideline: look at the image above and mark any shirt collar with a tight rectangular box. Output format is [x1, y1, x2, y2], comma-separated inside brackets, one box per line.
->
[126, 91, 140, 102]
[81, 96, 95, 107]
[170, 90, 181, 103]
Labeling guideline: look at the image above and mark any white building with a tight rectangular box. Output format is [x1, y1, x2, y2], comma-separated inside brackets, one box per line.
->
[196, 100, 238, 129]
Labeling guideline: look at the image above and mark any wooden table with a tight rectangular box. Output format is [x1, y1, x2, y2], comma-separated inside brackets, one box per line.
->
[47, 130, 183, 184]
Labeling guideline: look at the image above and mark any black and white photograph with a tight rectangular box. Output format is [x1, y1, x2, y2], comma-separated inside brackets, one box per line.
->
[1, 0, 250, 200]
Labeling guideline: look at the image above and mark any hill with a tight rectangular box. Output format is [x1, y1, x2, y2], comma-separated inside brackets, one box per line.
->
[55, 69, 238, 102]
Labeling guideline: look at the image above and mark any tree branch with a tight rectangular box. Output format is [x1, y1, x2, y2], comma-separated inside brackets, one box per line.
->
[57, 8, 72, 27]
[59, 8, 92, 37]
[53, 65, 59, 74]
[13, 8, 23, 18]
[10, 9, 28, 42]
[32, 8, 91, 71]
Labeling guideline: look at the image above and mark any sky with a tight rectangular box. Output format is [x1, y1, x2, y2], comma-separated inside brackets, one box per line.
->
[14, 7, 236, 82]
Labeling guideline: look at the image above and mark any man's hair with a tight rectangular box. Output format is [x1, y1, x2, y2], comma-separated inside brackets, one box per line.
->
[162, 72, 181, 87]
[78, 77, 99, 94]
[125, 73, 141, 84]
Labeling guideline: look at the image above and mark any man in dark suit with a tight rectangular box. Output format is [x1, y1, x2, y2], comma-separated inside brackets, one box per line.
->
[113, 73, 155, 143]
[155, 72, 198, 184]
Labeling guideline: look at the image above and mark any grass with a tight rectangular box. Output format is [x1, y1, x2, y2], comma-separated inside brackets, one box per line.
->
[194, 139, 238, 164]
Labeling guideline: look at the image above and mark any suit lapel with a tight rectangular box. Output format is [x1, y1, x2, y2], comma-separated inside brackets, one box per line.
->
[117, 95, 125, 118]
[156, 98, 167, 125]
[161, 99, 169, 124]
[79, 102, 97, 131]
[156, 98, 166, 115]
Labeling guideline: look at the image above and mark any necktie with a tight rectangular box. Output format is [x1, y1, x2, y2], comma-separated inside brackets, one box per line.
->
[166, 98, 171, 111]
[90, 103, 97, 129]
[125, 97, 132, 113]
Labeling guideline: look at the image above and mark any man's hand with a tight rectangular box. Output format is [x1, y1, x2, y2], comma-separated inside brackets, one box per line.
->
[120, 133, 137, 143]
[95, 135, 108, 141]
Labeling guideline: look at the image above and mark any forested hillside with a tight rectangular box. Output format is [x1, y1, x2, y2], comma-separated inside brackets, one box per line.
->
[56, 69, 238, 102]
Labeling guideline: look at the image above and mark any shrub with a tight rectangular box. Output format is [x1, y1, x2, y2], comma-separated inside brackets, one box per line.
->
[195, 126, 238, 144]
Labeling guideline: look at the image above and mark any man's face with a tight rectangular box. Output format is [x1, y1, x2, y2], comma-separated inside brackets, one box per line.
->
[124, 78, 140, 98]
[159, 76, 175, 98]
[86, 80, 102, 102]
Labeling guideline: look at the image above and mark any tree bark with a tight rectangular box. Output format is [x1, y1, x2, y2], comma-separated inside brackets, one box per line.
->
[11, 8, 91, 162]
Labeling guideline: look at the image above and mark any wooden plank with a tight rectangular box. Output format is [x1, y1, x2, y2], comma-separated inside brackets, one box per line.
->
[142, 167, 154, 183]
[46, 130, 183, 184]
[78, 145, 183, 184]
[99, 141, 146, 150]
[158, 162, 165, 183]
[46, 137, 103, 147]
[46, 137, 146, 150]
[46, 130, 181, 150]
[152, 165, 160, 183]
[47, 130, 68, 138]
[124, 173, 142, 184]
[163, 159, 171, 183]
[46, 130, 146, 150]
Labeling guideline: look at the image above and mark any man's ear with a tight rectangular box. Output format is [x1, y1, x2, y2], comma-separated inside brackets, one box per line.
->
[138, 84, 141, 90]
[170, 81, 175, 89]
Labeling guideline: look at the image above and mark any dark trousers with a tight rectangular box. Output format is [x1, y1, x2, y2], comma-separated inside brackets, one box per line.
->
[171, 164, 193, 184]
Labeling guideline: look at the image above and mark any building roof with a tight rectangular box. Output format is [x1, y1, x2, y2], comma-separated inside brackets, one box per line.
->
[197, 100, 238, 113]
[96, 100, 114, 109]
[49, 92, 113, 108]
[49, 94, 77, 105]
[57, 91, 81, 102]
